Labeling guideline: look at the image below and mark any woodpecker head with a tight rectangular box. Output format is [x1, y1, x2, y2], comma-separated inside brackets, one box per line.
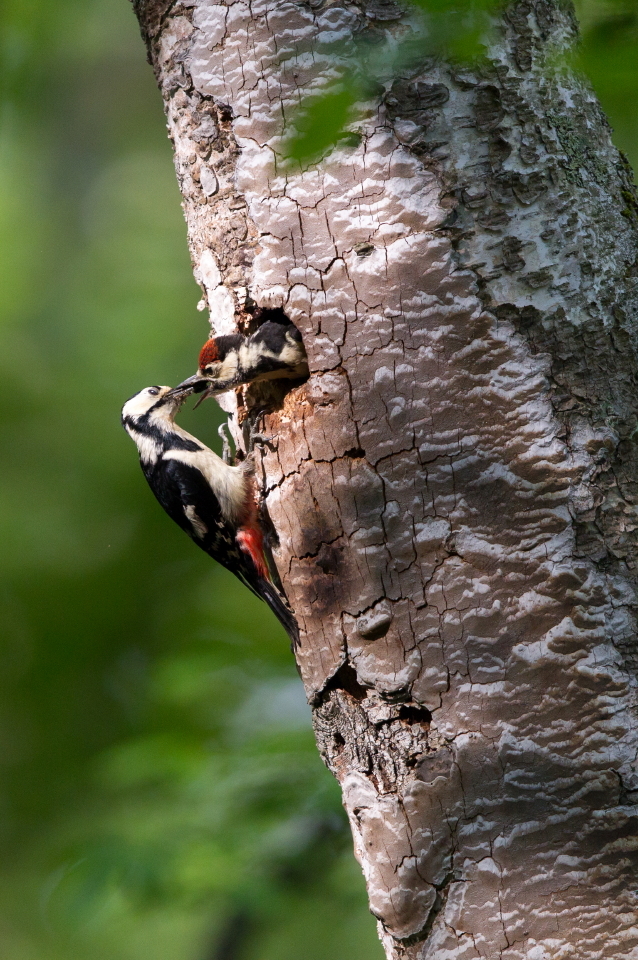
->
[122, 384, 202, 463]
[167, 338, 231, 405]
[121, 384, 194, 428]
[198, 339, 220, 376]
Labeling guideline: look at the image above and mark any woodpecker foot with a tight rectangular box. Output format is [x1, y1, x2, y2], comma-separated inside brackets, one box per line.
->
[247, 423, 278, 454]
[218, 422, 233, 464]
[242, 410, 268, 454]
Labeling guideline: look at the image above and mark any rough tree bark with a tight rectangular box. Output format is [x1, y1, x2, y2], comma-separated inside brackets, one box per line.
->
[132, 0, 638, 956]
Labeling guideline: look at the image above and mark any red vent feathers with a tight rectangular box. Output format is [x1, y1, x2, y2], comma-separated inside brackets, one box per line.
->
[236, 526, 269, 581]
[198, 339, 219, 370]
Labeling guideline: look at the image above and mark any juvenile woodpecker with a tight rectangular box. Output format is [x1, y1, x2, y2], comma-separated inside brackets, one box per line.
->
[121, 384, 299, 647]
[175, 319, 308, 399]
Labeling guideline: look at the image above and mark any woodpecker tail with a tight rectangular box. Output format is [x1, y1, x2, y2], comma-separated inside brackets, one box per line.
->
[257, 577, 300, 650]
[236, 524, 300, 649]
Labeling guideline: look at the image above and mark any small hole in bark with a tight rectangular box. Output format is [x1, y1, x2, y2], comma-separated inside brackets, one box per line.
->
[315, 540, 344, 577]
[243, 304, 299, 337]
[334, 731, 345, 749]
[240, 304, 309, 412]
[217, 102, 234, 122]
[249, 305, 291, 326]
[324, 662, 367, 701]
[398, 704, 432, 726]
[343, 447, 366, 459]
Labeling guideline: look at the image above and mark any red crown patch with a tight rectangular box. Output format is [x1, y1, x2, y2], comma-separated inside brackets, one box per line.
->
[198, 339, 219, 369]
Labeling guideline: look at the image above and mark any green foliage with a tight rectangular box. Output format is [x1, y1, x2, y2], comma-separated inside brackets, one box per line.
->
[0, 1, 382, 958]
[283, 0, 502, 163]
[285, 87, 359, 164]
[407, 0, 498, 59]
[283, 0, 638, 175]
[574, 0, 638, 163]
[283, 0, 499, 164]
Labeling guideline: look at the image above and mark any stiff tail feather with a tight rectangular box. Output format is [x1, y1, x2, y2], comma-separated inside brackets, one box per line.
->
[257, 578, 300, 649]
[237, 520, 299, 648]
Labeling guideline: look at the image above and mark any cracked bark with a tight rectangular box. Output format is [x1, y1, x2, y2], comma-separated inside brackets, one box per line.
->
[131, 0, 638, 957]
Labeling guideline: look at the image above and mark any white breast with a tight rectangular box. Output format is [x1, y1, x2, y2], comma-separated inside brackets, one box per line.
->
[163, 447, 248, 523]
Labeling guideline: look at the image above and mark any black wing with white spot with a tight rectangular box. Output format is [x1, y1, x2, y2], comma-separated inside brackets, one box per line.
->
[143, 457, 260, 596]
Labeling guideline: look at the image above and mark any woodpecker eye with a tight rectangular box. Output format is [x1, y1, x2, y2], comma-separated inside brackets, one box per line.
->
[203, 364, 214, 374]
[148, 387, 160, 396]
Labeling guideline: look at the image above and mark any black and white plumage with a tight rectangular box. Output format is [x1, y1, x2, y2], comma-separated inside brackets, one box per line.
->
[121, 385, 299, 647]
[174, 319, 308, 399]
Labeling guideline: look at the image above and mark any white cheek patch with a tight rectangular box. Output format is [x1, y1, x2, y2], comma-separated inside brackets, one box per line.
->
[238, 335, 306, 375]
[280, 340, 305, 365]
[126, 427, 161, 465]
[219, 354, 239, 380]
[205, 353, 238, 381]
[184, 504, 208, 539]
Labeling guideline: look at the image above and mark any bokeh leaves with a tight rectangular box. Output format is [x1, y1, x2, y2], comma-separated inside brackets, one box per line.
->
[0, 1, 382, 959]
[284, 0, 499, 164]
[284, 0, 638, 172]
[408, 0, 498, 59]
[285, 87, 359, 164]
[575, 0, 638, 162]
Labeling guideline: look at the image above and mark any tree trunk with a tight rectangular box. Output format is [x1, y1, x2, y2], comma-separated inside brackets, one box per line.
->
[132, 1, 638, 956]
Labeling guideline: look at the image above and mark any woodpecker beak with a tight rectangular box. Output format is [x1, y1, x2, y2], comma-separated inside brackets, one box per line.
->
[168, 374, 214, 409]
[167, 375, 209, 400]
[170, 374, 209, 395]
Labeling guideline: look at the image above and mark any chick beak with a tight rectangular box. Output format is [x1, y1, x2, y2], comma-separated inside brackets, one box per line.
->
[192, 383, 214, 409]
[173, 373, 215, 409]
[166, 375, 209, 402]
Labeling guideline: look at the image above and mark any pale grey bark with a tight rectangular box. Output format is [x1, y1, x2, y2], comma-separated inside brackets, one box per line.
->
[132, 1, 638, 957]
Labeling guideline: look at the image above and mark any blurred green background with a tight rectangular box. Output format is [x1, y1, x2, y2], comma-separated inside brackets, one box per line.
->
[0, 1, 635, 958]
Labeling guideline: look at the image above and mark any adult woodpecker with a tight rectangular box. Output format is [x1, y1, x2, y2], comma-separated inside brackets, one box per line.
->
[174, 319, 308, 400]
[121, 384, 299, 647]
